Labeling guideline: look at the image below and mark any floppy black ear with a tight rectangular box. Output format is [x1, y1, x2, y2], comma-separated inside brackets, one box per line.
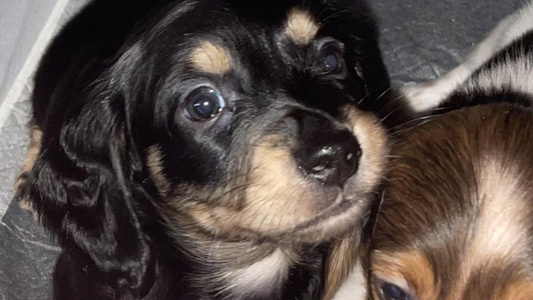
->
[23, 81, 155, 296]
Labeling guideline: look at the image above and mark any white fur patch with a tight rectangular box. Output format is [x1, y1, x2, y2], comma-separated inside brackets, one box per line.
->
[403, 65, 473, 112]
[468, 159, 530, 265]
[226, 248, 292, 298]
[445, 157, 532, 293]
[331, 261, 367, 300]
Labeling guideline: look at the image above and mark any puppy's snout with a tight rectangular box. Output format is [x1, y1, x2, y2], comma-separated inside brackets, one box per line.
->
[297, 129, 361, 186]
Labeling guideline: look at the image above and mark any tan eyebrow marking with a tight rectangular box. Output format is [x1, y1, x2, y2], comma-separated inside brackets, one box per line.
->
[371, 250, 439, 300]
[189, 40, 232, 75]
[285, 8, 320, 45]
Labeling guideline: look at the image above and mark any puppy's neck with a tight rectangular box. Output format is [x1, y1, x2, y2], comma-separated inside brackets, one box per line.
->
[170, 226, 298, 299]
[219, 247, 293, 298]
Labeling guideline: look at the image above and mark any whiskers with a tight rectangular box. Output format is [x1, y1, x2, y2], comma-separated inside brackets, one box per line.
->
[388, 113, 439, 136]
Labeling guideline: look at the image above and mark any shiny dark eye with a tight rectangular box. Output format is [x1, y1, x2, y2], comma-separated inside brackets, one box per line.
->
[320, 43, 345, 75]
[323, 52, 340, 72]
[378, 282, 410, 300]
[184, 87, 226, 121]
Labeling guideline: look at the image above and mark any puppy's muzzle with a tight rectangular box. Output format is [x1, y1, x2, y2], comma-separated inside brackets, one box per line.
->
[292, 110, 361, 186]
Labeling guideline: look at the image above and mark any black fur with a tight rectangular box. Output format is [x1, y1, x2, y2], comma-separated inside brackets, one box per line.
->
[16, 0, 404, 299]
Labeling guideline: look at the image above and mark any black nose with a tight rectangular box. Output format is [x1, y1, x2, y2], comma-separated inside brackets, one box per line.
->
[296, 130, 361, 186]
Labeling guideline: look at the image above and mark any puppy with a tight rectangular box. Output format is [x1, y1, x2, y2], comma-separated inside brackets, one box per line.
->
[14, 0, 403, 299]
[369, 2, 533, 299]
[370, 103, 533, 300]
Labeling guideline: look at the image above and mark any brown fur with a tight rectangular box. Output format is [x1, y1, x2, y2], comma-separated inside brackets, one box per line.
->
[370, 103, 533, 300]
[371, 250, 439, 300]
[322, 234, 359, 300]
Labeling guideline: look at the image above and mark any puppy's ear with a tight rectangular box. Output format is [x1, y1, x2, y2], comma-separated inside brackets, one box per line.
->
[22, 78, 155, 295]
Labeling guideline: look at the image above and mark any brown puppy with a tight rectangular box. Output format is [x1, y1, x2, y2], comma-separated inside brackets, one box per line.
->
[367, 2, 533, 298]
[369, 103, 533, 300]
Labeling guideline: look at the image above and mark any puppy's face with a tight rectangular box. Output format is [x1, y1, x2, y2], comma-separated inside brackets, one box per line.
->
[118, 0, 389, 242]
[369, 104, 533, 300]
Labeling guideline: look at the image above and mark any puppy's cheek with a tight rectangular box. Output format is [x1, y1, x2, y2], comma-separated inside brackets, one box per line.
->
[342, 106, 388, 195]
[240, 135, 335, 233]
[180, 134, 340, 237]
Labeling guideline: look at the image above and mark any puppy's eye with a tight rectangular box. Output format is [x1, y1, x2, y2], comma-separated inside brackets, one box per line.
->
[319, 42, 345, 75]
[377, 282, 410, 300]
[184, 87, 226, 121]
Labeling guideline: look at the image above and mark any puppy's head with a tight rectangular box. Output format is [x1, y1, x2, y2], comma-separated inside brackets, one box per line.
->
[369, 104, 533, 300]
[113, 0, 392, 243]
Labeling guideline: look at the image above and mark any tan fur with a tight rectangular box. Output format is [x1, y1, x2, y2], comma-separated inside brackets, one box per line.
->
[14, 126, 42, 211]
[145, 145, 171, 196]
[190, 40, 232, 75]
[172, 134, 336, 238]
[322, 234, 359, 300]
[285, 8, 320, 45]
[371, 251, 439, 300]
[500, 281, 533, 300]
[319, 106, 387, 299]
[161, 125, 380, 243]
[353, 250, 533, 300]
[342, 106, 388, 192]
[242, 135, 328, 232]
[149, 106, 389, 296]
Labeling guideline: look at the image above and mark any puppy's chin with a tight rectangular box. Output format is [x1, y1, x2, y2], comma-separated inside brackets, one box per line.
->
[282, 190, 373, 243]
[176, 177, 376, 244]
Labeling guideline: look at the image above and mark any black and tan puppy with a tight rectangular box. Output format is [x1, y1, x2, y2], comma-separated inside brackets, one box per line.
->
[14, 0, 402, 299]
[369, 2, 533, 300]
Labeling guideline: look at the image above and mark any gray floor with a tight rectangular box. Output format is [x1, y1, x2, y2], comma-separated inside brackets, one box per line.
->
[0, 0, 527, 298]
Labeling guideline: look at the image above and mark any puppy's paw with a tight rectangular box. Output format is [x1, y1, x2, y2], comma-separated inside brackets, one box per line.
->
[13, 126, 42, 219]
[13, 172, 39, 221]
[401, 80, 449, 113]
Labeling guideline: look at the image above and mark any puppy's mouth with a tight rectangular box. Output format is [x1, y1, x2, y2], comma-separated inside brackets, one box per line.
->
[253, 170, 374, 243]
[281, 191, 362, 239]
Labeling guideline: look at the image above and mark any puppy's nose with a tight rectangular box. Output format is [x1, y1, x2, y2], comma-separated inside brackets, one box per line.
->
[296, 130, 361, 186]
